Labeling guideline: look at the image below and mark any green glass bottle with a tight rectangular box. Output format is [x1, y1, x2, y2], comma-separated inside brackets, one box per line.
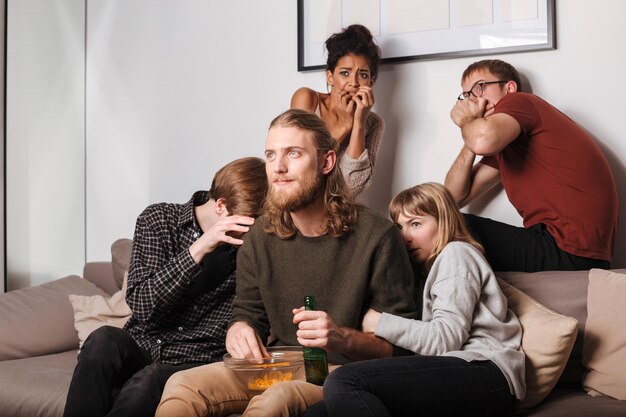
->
[303, 295, 329, 385]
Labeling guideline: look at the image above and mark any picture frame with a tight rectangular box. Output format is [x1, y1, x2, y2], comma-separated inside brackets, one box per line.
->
[297, 0, 556, 71]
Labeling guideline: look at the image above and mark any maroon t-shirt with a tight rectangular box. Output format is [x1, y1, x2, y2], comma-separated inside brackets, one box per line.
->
[480, 93, 618, 261]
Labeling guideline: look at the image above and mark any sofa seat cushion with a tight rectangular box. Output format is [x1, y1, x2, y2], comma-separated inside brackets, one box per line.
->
[519, 387, 626, 417]
[0, 276, 110, 361]
[0, 350, 77, 417]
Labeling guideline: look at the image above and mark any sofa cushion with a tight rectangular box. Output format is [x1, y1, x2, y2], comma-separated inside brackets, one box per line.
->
[518, 387, 626, 417]
[111, 238, 133, 289]
[0, 350, 76, 417]
[497, 278, 578, 412]
[69, 272, 132, 349]
[582, 269, 626, 400]
[0, 276, 109, 361]
[496, 270, 589, 386]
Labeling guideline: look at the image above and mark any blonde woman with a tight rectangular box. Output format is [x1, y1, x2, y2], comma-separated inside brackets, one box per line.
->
[305, 183, 526, 417]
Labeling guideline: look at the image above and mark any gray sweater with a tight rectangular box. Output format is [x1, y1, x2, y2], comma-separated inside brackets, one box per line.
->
[376, 242, 526, 400]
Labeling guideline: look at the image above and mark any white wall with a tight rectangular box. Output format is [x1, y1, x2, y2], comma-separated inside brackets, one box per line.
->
[86, 0, 309, 259]
[1, 0, 5, 292]
[86, 0, 626, 268]
[6, 0, 85, 289]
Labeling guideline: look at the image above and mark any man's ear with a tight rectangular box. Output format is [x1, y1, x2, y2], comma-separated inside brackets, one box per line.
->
[506, 80, 518, 93]
[215, 197, 229, 216]
[320, 150, 337, 175]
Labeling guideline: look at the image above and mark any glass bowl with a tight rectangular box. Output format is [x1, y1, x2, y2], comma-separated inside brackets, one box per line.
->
[223, 346, 305, 393]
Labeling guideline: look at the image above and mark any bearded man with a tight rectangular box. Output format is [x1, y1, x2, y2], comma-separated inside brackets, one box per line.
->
[155, 109, 418, 417]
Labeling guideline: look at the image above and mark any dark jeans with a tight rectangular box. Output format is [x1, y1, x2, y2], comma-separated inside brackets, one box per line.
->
[464, 214, 610, 272]
[304, 356, 515, 417]
[63, 326, 201, 417]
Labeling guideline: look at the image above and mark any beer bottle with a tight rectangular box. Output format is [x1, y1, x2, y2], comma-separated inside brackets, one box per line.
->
[303, 295, 329, 385]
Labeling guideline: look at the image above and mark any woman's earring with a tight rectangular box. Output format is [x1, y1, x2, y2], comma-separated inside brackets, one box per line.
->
[327, 84, 333, 93]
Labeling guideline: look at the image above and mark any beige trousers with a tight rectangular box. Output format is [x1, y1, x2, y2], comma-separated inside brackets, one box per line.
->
[155, 361, 327, 417]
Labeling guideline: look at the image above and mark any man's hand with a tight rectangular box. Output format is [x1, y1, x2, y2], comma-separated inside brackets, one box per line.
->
[225, 321, 269, 359]
[361, 308, 382, 333]
[450, 97, 488, 128]
[292, 307, 348, 352]
[484, 102, 497, 118]
[189, 215, 254, 264]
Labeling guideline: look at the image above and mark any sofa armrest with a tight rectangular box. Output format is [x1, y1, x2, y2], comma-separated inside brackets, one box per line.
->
[83, 262, 119, 296]
[0, 276, 109, 361]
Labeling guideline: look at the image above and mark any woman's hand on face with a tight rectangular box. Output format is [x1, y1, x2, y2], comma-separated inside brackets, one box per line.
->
[352, 86, 374, 123]
[330, 88, 355, 128]
[361, 308, 382, 333]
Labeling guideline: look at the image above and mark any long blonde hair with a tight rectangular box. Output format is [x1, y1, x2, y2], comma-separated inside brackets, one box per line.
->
[263, 109, 357, 239]
[389, 182, 482, 270]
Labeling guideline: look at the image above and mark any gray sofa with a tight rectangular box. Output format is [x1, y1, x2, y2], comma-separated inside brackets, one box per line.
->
[0, 238, 624, 416]
[499, 268, 626, 417]
[0, 239, 131, 417]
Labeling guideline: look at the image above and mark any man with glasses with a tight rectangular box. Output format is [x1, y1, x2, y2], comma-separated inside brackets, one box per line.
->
[444, 59, 618, 272]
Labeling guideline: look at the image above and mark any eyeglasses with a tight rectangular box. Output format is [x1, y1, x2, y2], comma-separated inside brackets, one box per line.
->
[457, 80, 508, 100]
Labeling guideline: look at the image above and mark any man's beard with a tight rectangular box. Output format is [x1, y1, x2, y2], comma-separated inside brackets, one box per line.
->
[267, 170, 324, 212]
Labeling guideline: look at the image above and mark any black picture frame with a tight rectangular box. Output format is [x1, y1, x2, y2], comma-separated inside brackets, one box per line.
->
[298, 0, 556, 71]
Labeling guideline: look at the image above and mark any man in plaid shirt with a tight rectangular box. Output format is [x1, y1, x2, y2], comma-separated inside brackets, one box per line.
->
[63, 157, 268, 417]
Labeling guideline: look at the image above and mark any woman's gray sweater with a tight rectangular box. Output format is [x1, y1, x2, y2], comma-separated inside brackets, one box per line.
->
[376, 241, 526, 400]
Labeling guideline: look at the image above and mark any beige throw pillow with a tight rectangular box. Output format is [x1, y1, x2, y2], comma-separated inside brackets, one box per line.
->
[496, 277, 578, 412]
[582, 269, 626, 400]
[69, 272, 132, 348]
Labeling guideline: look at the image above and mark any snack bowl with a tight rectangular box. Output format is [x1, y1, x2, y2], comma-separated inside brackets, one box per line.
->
[223, 346, 305, 393]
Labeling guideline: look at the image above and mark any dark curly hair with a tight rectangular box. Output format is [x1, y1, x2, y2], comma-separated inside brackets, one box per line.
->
[325, 24, 381, 82]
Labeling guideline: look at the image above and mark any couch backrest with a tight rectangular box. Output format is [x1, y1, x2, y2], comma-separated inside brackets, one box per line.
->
[498, 268, 626, 387]
[111, 238, 133, 288]
[83, 238, 132, 295]
[0, 275, 110, 361]
[0, 238, 134, 360]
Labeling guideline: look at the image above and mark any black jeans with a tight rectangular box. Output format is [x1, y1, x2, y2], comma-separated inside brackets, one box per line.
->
[63, 326, 200, 417]
[464, 214, 610, 272]
[304, 356, 515, 417]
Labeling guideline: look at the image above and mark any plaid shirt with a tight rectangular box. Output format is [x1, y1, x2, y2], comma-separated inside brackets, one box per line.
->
[124, 191, 236, 365]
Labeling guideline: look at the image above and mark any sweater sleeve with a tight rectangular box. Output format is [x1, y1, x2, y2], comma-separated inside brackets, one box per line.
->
[375, 243, 482, 355]
[340, 112, 384, 196]
[367, 226, 419, 320]
[229, 226, 270, 343]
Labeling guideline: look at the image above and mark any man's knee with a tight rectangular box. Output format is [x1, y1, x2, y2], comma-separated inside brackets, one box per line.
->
[156, 370, 208, 417]
[162, 368, 196, 394]
[157, 362, 250, 417]
[321, 365, 359, 398]
[244, 380, 323, 417]
[79, 326, 130, 359]
[124, 363, 171, 391]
